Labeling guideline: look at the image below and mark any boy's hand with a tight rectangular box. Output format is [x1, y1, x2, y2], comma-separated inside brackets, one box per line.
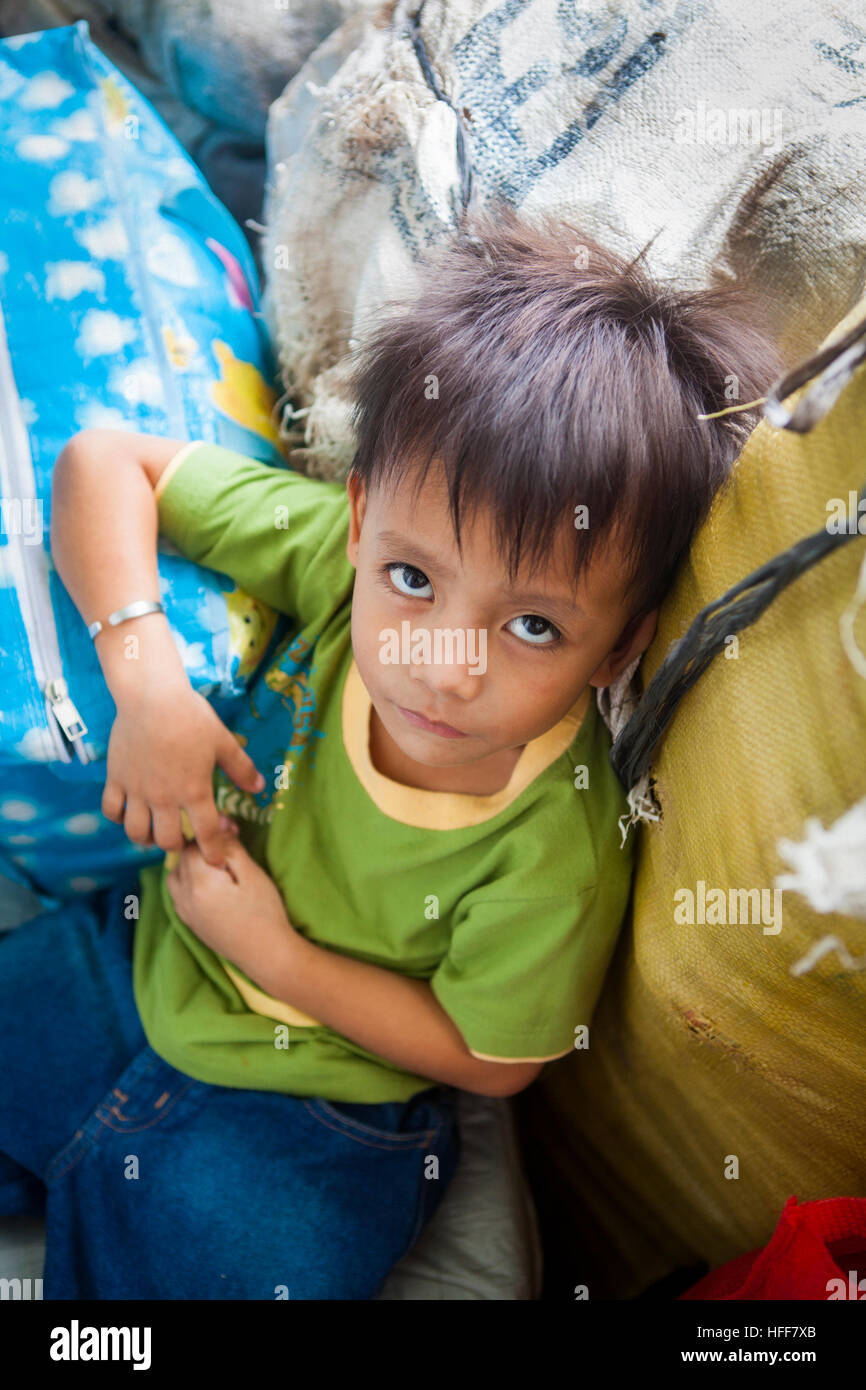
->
[166, 820, 297, 984]
[102, 679, 266, 866]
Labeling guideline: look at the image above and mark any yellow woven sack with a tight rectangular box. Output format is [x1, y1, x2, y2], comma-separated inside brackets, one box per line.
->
[519, 295, 866, 1298]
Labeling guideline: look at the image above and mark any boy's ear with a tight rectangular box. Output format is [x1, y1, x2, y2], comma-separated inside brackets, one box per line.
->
[588, 608, 659, 689]
[345, 471, 367, 568]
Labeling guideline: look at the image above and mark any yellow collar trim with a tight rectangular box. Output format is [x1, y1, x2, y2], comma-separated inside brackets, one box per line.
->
[342, 658, 590, 829]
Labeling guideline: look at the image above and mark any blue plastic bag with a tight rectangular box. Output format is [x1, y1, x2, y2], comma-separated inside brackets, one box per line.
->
[0, 23, 287, 901]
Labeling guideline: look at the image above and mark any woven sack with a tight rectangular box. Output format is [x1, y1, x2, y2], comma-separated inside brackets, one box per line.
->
[522, 294, 866, 1297]
[262, 0, 866, 480]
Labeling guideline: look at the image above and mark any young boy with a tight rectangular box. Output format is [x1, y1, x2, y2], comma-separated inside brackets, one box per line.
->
[0, 208, 781, 1299]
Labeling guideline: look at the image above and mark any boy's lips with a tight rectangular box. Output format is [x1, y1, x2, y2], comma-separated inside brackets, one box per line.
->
[397, 704, 468, 738]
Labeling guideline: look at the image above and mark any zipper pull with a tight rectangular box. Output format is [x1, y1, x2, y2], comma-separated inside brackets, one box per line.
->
[44, 677, 88, 744]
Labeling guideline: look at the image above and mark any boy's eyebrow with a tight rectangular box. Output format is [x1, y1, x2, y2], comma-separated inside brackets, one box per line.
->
[378, 530, 453, 575]
[376, 528, 586, 620]
[513, 590, 586, 622]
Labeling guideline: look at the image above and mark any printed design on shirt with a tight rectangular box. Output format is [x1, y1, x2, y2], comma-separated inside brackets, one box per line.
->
[211, 622, 325, 822]
[229, 633, 325, 813]
[210, 731, 279, 827]
[215, 781, 276, 826]
[263, 635, 325, 793]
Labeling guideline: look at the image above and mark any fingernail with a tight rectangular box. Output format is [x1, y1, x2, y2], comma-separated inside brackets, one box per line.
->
[255, 773, 266, 791]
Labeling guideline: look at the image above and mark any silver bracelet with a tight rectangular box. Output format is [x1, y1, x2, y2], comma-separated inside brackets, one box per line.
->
[88, 599, 165, 640]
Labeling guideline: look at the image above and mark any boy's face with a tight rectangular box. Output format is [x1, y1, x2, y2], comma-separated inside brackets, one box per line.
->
[345, 461, 657, 769]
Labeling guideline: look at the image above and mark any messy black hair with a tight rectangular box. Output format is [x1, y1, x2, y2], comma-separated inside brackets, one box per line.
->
[346, 201, 786, 616]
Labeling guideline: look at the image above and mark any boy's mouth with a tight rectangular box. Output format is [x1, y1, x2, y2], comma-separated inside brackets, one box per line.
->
[397, 704, 468, 738]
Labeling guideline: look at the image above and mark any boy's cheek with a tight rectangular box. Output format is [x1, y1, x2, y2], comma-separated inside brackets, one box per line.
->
[351, 584, 389, 658]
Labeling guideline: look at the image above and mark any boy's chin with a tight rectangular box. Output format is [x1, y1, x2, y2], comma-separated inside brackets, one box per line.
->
[376, 702, 482, 765]
[401, 740, 480, 768]
[387, 717, 472, 761]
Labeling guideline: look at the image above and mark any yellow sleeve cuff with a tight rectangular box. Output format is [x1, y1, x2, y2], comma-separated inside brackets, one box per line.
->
[153, 440, 207, 502]
[468, 1046, 572, 1064]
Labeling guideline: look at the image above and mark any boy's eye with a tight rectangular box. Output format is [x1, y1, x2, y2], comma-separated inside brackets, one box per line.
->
[385, 562, 433, 598]
[507, 614, 561, 647]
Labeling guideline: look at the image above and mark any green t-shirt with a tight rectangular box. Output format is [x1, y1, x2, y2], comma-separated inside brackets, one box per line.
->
[133, 443, 635, 1103]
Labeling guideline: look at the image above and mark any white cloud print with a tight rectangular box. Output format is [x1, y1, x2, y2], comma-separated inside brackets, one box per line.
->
[74, 217, 129, 261]
[64, 813, 103, 835]
[109, 360, 164, 407]
[0, 794, 41, 819]
[0, 64, 25, 104]
[162, 156, 197, 187]
[16, 134, 69, 162]
[12, 728, 57, 762]
[171, 630, 209, 673]
[3, 34, 42, 50]
[48, 170, 103, 216]
[75, 403, 134, 432]
[45, 261, 105, 300]
[75, 309, 137, 359]
[19, 72, 75, 110]
[146, 233, 199, 288]
[53, 109, 98, 141]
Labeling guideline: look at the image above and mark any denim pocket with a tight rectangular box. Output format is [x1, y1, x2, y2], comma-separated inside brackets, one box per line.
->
[45, 1047, 210, 1187]
[305, 1088, 455, 1150]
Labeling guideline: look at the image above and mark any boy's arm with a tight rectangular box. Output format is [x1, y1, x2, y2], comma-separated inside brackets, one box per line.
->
[51, 430, 266, 864]
[52, 429, 190, 705]
[252, 931, 544, 1099]
[168, 826, 548, 1098]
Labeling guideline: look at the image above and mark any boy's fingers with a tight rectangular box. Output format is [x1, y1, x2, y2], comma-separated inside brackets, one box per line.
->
[181, 831, 240, 882]
[218, 815, 240, 836]
[124, 795, 152, 846]
[217, 838, 243, 884]
[186, 798, 227, 867]
[102, 781, 125, 824]
[216, 733, 266, 795]
[152, 806, 184, 853]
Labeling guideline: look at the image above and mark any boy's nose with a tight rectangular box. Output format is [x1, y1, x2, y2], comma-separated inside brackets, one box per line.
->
[409, 650, 486, 703]
[414, 663, 481, 691]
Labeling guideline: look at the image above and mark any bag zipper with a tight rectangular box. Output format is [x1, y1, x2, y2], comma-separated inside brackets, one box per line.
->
[0, 296, 89, 763]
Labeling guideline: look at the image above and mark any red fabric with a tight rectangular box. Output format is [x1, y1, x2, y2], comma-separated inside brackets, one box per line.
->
[679, 1196, 866, 1300]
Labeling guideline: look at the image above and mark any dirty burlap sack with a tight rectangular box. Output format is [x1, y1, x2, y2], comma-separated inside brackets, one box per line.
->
[262, 0, 866, 479]
[517, 296, 866, 1298]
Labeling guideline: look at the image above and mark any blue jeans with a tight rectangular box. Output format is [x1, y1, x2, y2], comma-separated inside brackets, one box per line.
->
[0, 882, 460, 1299]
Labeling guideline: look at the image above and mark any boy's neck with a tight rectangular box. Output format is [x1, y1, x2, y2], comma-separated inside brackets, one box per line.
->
[369, 705, 525, 796]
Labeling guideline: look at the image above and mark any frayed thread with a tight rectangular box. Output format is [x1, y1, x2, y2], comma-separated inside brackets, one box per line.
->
[618, 773, 662, 848]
